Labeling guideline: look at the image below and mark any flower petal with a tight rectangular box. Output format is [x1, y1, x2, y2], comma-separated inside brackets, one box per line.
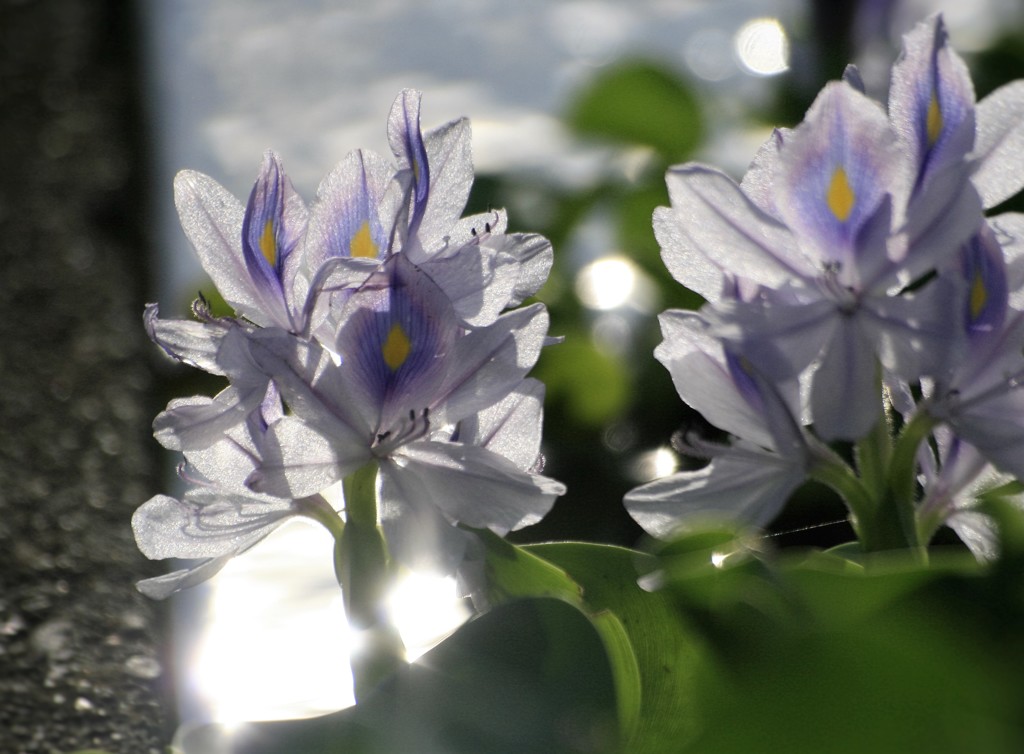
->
[332, 254, 457, 432]
[456, 378, 546, 472]
[655, 311, 775, 448]
[303, 148, 392, 274]
[239, 150, 308, 329]
[624, 446, 803, 538]
[383, 441, 564, 535]
[420, 239, 518, 327]
[248, 415, 367, 498]
[774, 81, 903, 269]
[132, 490, 297, 561]
[972, 80, 1024, 208]
[658, 165, 810, 297]
[415, 115, 473, 259]
[174, 170, 264, 322]
[135, 555, 235, 600]
[244, 330, 373, 455]
[388, 89, 431, 242]
[153, 389, 252, 452]
[144, 304, 226, 375]
[810, 316, 881, 441]
[378, 469, 474, 575]
[889, 14, 976, 191]
[434, 303, 549, 427]
[132, 490, 299, 598]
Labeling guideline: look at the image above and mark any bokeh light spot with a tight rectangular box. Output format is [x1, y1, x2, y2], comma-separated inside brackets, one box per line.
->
[734, 18, 789, 77]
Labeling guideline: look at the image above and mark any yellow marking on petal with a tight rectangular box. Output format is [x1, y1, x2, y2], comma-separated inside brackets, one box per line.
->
[382, 323, 412, 370]
[927, 93, 944, 147]
[826, 166, 855, 223]
[259, 219, 277, 267]
[350, 221, 378, 258]
[970, 270, 988, 322]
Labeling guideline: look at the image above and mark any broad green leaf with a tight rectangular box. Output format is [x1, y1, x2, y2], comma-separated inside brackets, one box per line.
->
[651, 529, 1024, 753]
[477, 531, 643, 740]
[567, 59, 703, 160]
[474, 528, 583, 606]
[588, 608, 643, 742]
[527, 541, 705, 754]
[686, 564, 1024, 754]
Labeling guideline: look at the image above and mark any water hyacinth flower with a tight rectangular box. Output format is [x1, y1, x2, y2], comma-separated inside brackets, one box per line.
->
[664, 76, 971, 442]
[303, 90, 553, 335]
[635, 12, 1024, 551]
[625, 311, 811, 537]
[148, 91, 556, 456]
[915, 427, 1011, 561]
[175, 150, 310, 334]
[246, 253, 564, 573]
[136, 90, 564, 593]
[653, 15, 1017, 443]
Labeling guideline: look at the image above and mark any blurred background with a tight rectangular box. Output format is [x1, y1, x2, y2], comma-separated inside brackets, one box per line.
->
[4, 0, 1024, 749]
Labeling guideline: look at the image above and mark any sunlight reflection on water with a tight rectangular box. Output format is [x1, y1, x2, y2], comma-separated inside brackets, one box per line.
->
[185, 520, 471, 725]
[185, 521, 353, 724]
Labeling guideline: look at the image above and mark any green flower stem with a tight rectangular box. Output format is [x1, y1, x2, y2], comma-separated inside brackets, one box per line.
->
[855, 409, 892, 502]
[296, 494, 346, 540]
[339, 461, 406, 701]
[811, 405, 938, 555]
[885, 410, 938, 552]
[808, 448, 880, 546]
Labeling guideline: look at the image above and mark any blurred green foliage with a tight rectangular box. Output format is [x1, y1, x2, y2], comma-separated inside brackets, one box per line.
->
[566, 59, 704, 162]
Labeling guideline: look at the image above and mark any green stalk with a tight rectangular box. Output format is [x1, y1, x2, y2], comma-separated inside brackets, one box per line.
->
[808, 446, 879, 546]
[854, 408, 892, 502]
[338, 461, 406, 701]
[884, 410, 938, 553]
[296, 494, 346, 540]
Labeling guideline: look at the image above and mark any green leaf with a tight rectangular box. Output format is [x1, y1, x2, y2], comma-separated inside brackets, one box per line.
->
[566, 59, 703, 160]
[474, 528, 584, 606]
[651, 530, 1024, 753]
[477, 532, 643, 740]
[527, 541, 706, 753]
[588, 608, 643, 741]
[176, 597, 619, 754]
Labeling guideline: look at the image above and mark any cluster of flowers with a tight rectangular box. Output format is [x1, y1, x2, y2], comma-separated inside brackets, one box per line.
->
[133, 91, 565, 598]
[135, 14, 1024, 604]
[626, 15, 1024, 557]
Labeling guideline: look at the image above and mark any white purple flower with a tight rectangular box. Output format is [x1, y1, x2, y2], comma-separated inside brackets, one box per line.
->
[245, 253, 564, 572]
[625, 311, 810, 536]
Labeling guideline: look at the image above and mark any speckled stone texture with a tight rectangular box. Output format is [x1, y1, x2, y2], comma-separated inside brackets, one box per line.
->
[0, 0, 172, 751]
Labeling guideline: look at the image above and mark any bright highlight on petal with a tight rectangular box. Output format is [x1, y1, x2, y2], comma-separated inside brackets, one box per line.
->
[826, 166, 856, 222]
[382, 323, 412, 370]
[350, 221, 378, 259]
[259, 219, 277, 267]
[927, 94, 944, 147]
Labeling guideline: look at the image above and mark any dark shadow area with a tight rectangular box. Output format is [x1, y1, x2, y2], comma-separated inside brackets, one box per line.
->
[0, 0, 173, 750]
